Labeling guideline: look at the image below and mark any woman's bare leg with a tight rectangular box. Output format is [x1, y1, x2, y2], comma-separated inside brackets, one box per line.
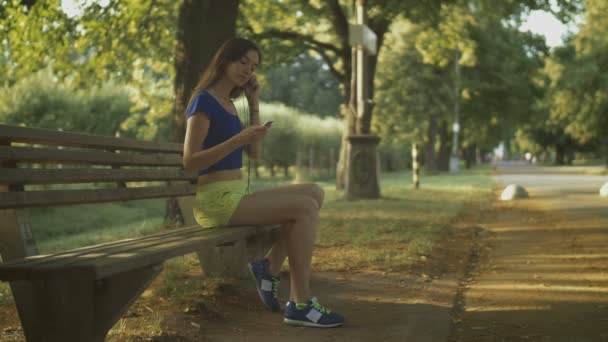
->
[228, 192, 318, 302]
[253, 183, 325, 208]
[248, 183, 324, 275]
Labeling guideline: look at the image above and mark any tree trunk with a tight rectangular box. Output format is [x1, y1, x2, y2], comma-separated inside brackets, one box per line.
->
[566, 149, 575, 165]
[254, 160, 260, 179]
[464, 143, 477, 169]
[555, 144, 565, 165]
[603, 138, 608, 167]
[425, 113, 438, 172]
[355, 20, 388, 133]
[336, 46, 356, 190]
[283, 165, 289, 178]
[165, 0, 240, 226]
[269, 163, 276, 178]
[438, 120, 451, 171]
[308, 146, 314, 171]
[329, 147, 336, 174]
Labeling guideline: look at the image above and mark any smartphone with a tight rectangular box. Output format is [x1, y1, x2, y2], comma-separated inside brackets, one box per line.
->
[263, 120, 273, 127]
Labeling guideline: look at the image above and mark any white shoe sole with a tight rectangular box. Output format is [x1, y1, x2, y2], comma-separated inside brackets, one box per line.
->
[283, 318, 343, 328]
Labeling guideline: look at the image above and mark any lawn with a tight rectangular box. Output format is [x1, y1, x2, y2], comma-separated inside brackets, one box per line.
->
[313, 169, 494, 271]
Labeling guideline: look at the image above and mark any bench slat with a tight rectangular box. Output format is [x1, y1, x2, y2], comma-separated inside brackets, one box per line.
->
[0, 225, 206, 269]
[0, 184, 196, 209]
[0, 146, 183, 166]
[0, 124, 182, 153]
[25, 226, 256, 274]
[0, 168, 197, 185]
[94, 225, 279, 279]
[0, 224, 281, 280]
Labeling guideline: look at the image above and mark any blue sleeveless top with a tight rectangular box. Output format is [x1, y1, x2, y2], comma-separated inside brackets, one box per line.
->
[185, 91, 243, 175]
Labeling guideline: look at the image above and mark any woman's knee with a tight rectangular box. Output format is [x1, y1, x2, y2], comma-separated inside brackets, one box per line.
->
[307, 183, 324, 208]
[296, 196, 319, 221]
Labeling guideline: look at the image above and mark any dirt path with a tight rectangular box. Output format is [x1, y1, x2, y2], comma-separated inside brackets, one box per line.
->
[449, 168, 608, 341]
[124, 217, 479, 342]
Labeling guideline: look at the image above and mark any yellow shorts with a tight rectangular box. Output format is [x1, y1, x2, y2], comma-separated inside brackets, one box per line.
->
[192, 180, 247, 228]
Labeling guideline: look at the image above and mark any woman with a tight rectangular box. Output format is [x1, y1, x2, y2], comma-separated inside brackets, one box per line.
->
[182, 38, 344, 328]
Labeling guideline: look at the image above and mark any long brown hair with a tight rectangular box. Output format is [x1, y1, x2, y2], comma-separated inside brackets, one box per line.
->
[187, 38, 261, 109]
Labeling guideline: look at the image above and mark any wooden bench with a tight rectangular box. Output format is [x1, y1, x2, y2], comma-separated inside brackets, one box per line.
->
[0, 124, 280, 341]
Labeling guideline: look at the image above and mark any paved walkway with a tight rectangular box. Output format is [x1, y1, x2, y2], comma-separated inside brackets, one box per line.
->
[450, 162, 608, 341]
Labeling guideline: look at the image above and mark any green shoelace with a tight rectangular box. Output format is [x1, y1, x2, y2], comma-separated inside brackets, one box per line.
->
[311, 301, 331, 314]
[271, 277, 280, 298]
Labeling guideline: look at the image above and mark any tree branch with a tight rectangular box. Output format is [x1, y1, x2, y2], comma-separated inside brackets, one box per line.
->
[254, 29, 341, 55]
[21, 0, 36, 9]
[325, 0, 350, 49]
[304, 43, 345, 81]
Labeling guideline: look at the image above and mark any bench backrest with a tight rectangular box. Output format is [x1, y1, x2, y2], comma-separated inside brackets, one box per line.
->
[0, 124, 196, 262]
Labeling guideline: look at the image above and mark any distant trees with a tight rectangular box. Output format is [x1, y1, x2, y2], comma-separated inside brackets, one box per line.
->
[513, 0, 607, 165]
[545, 0, 608, 164]
[374, 2, 547, 171]
[1, 0, 601, 177]
[241, 0, 455, 187]
[260, 53, 341, 118]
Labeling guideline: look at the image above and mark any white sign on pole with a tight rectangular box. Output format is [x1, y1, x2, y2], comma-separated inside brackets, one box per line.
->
[348, 23, 377, 55]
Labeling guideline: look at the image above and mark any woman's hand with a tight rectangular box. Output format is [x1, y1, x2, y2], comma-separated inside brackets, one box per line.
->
[235, 125, 268, 146]
[244, 75, 260, 109]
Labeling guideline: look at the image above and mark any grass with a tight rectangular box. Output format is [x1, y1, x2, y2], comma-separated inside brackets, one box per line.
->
[29, 198, 168, 253]
[0, 165, 494, 308]
[312, 169, 494, 272]
[572, 159, 607, 167]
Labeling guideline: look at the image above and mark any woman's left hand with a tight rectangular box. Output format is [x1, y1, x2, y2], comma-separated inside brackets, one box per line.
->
[245, 75, 260, 106]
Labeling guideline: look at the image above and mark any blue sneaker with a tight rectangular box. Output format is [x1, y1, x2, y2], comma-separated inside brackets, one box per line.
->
[284, 297, 344, 328]
[248, 258, 281, 312]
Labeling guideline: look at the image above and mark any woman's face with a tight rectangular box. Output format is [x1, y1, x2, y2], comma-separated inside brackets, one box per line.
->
[225, 49, 259, 87]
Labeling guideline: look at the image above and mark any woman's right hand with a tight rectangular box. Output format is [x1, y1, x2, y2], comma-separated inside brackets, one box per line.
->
[235, 125, 268, 146]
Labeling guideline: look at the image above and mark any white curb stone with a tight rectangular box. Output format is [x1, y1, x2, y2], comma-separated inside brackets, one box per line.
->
[600, 183, 608, 197]
[500, 184, 529, 201]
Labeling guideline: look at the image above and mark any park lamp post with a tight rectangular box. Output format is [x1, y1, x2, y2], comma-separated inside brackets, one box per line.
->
[345, 0, 381, 200]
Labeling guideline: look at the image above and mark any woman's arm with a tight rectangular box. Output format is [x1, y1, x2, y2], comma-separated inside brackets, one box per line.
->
[183, 112, 267, 173]
[244, 74, 262, 159]
[246, 107, 262, 159]
[183, 113, 241, 173]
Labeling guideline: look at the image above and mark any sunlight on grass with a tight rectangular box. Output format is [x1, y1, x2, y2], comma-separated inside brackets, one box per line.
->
[314, 169, 494, 272]
[29, 198, 167, 254]
[0, 283, 11, 306]
[153, 254, 202, 303]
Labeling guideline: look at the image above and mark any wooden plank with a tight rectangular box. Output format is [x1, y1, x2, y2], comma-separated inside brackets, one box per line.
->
[0, 226, 209, 280]
[0, 184, 197, 209]
[94, 225, 281, 279]
[0, 168, 197, 185]
[0, 225, 205, 270]
[0, 124, 182, 153]
[0, 146, 183, 167]
[1, 151, 40, 262]
[37, 227, 224, 271]
[0, 224, 281, 281]
[41, 225, 269, 270]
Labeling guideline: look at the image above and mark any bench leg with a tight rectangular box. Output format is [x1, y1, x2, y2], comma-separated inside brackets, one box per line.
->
[197, 238, 249, 278]
[94, 263, 164, 337]
[245, 230, 274, 262]
[12, 264, 162, 342]
[197, 231, 275, 279]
